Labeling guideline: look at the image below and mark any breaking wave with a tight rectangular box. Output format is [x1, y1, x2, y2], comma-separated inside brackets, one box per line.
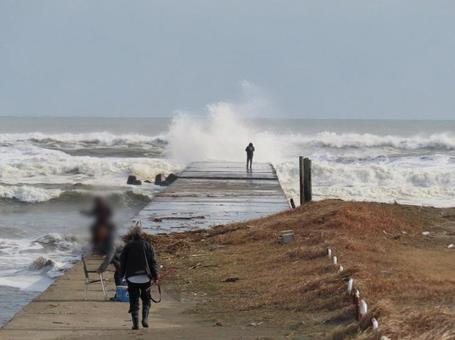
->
[303, 131, 455, 151]
[0, 131, 167, 149]
[0, 233, 82, 291]
[0, 185, 63, 203]
[0, 184, 154, 203]
[0, 143, 180, 186]
[166, 108, 455, 207]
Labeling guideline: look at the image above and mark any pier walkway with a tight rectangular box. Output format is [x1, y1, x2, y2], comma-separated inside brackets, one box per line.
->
[136, 161, 289, 232]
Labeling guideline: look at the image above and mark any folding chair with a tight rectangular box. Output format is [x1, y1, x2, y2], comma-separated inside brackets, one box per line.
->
[82, 255, 107, 300]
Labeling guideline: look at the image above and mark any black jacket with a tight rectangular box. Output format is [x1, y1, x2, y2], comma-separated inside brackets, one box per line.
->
[245, 145, 255, 157]
[119, 239, 158, 280]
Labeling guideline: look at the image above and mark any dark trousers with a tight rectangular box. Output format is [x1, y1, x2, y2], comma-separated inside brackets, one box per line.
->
[127, 281, 151, 314]
[113, 267, 123, 286]
[246, 156, 253, 170]
[111, 256, 123, 286]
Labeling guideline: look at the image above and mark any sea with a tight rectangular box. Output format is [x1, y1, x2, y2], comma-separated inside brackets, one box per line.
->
[1, 113, 455, 325]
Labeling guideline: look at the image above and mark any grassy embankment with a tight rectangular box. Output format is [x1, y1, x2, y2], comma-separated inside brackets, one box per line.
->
[152, 200, 455, 339]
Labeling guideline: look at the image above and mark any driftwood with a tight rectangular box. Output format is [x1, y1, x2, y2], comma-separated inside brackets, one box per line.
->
[152, 215, 206, 222]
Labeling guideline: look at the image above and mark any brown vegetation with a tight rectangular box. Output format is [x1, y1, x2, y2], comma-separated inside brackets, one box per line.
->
[152, 200, 455, 339]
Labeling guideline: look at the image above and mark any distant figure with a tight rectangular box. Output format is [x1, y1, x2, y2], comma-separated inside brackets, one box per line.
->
[81, 197, 113, 246]
[120, 226, 158, 330]
[245, 142, 255, 171]
[81, 197, 122, 285]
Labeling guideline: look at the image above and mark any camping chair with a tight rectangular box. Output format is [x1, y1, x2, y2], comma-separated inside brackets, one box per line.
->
[82, 255, 107, 300]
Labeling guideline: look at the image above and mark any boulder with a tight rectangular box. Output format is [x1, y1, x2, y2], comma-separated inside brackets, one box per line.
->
[166, 173, 178, 185]
[158, 173, 178, 186]
[155, 174, 163, 185]
[127, 175, 142, 185]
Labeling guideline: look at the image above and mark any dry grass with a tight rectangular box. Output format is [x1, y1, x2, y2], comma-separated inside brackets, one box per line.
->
[152, 200, 455, 339]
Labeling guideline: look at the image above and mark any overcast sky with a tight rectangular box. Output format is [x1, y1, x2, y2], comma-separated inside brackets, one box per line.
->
[1, 0, 455, 119]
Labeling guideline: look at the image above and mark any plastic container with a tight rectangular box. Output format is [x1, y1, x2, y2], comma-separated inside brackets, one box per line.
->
[115, 286, 129, 302]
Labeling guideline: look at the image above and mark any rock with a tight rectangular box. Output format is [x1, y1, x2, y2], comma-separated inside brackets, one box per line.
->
[215, 321, 223, 327]
[154, 174, 163, 185]
[248, 321, 263, 327]
[155, 173, 178, 186]
[448, 243, 454, 249]
[165, 173, 178, 185]
[144, 180, 152, 183]
[127, 175, 141, 185]
[422, 231, 430, 236]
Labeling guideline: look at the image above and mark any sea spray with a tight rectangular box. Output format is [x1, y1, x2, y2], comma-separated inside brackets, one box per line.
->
[167, 103, 290, 164]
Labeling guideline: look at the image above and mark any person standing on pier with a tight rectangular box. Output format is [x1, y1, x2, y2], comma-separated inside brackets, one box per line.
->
[120, 226, 159, 330]
[245, 142, 255, 171]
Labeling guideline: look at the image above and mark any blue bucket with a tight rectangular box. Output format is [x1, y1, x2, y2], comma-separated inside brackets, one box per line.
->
[115, 286, 129, 302]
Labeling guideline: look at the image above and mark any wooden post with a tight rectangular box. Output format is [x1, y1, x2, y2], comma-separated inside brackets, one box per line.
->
[303, 158, 312, 202]
[299, 156, 304, 205]
[289, 198, 296, 209]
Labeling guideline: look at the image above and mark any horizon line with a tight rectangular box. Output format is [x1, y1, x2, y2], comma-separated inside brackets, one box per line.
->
[1, 115, 455, 121]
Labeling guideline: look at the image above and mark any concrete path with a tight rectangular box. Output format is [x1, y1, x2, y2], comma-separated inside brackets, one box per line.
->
[1, 161, 289, 339]
[136, 161, 289, 232]
[0, 258, 281, 340]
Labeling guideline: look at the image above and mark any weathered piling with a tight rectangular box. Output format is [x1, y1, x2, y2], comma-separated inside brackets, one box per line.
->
[299, 156, 312, 204]
[303, 157, 312, 202]
[299, 156, 304, 205]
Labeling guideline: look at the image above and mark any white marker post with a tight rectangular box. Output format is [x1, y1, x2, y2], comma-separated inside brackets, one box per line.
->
[359, 299, 368, 319]
[347, 278, 353, 294]
[332, 256, 337, 265]
[371, 317, 379, 331]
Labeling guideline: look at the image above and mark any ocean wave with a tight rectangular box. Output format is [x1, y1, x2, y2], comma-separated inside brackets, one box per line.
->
[302, 131, 455, 151]
[0, 132, 167, 148]
[28, 256, 55, 272]
[0, 233, 82, 291]
[167, 110, 455, 167]
[0, 185, 62, 203]
[275, 159, 455, 207]
[32, 233, 81, 252]
[0, 184, 154, 203]
[0, 144, 180, 186]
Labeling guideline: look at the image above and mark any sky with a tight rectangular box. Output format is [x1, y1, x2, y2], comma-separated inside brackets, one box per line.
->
[1, 0, 455, 119]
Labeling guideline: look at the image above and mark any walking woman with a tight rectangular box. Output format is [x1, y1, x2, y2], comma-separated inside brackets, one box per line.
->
[120, 225, 158, 329]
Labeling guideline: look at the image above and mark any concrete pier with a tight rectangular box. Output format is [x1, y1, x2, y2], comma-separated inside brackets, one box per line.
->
[136, 161, 289, 232]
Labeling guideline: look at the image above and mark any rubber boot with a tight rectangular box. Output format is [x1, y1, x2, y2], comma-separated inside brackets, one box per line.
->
[142, 305, 150, 328]
[131, 310, 139, 330]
